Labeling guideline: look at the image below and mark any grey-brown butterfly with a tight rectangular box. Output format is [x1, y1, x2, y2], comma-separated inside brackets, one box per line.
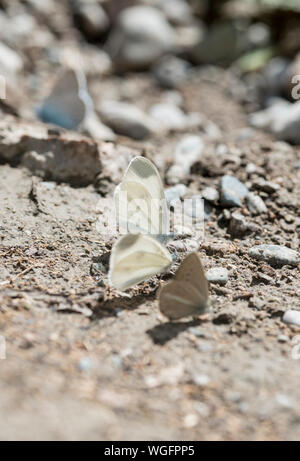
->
[158, 252, 210, 320]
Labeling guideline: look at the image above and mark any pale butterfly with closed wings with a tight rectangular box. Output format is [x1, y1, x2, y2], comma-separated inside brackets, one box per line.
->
[114, 156, 170, 240]
[109, 156, 173, 291]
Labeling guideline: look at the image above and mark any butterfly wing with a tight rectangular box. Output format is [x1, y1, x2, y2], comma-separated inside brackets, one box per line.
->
[37, 69, 88, 130]
[159, 252, 210, 319]
[175, 252, 209, 300]
[159, 280, 208, 320]
[109, 234, 172, 291]
[114, 156, 169, 237]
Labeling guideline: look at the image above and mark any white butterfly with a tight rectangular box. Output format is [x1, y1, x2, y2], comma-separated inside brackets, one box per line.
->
[37, 68, 93, 131]
[109, 234, 173, 291]
[158, 252, 210, 320]
[109, 156, 174, 291]
[114, 156, 169, 240]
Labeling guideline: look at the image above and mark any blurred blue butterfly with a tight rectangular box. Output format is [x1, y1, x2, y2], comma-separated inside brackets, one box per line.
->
[36, 68, 93, 130]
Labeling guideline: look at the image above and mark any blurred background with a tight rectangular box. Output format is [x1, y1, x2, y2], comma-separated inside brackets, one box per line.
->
[1, 0, 300, 144]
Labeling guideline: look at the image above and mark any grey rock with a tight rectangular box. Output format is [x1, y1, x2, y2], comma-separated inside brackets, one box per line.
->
[0, 42, 23, 78]
[192, 374, 210, 387]
[277, 335, 289, 343]
[169, 239, 198, 253]
[98, 101, 155, 140]
[191, 21, 246, 65]
[249, 296, 265, 310]
[160, 0, 193, 26]
[166, 164, 185, 185]
[201, 187, 219, 203]
[84, 111, 116, 142]
[108, 6, 176, 71]
[282, 310, 300, 327]
[218, 209, 231, 223]
[220, 175, 249, 207]
[206, 267, 228, 285]
[78, 357, 94, 372]
[255, 272, 273, 284]
[0, 119, 102, 186]
[162, 90, 183, 107]
[249, 245, 300, 267]
[72, 0, 109, 39]
[249, 98, 289, 130]
[246, 192, 267, 215]
[275, 394, 293, 409]
[165, 184, 187, 207]
[252, 178, 280, 194]
[90, 262, 106, 276]
[149, 103, 188, 132]
[216, 144, 228, 156]
[174, 135, 204, 174]
[250, 99, 300, 144]
[246, 163, 257, 175]
[229, 212, 252, 238]
[152, 55, 190, 89]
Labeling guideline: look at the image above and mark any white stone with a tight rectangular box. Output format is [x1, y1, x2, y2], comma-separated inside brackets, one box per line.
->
[282, 310, 300, 327]
[149, 103, 188, 131]
[0, 42, 23, 78]
[174, 135, 204, 174]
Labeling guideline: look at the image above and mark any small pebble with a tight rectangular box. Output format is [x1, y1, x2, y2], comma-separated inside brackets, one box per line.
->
[78, 357, 94, 372]
[201, 187, 219, 203]
[246, 163, 257, 174]
[229, 211, 251, 238]
[149, 103, 188, 131]
[166, 164, 185, 184]
[252, 179, 280, 194]
[183, 413, 199, 428]
[246, 192, 267, 215]
[165, 184, 187, 206]
[282, 310, 300, 327]
[277, 334, 289, 343]
[99, 100, 155, 140]
[192, 374, 210, 387]
[108, 5, 176, 71]
[206, 267, 228, 285]
[152, 55, 190, 88]
[174, 135, 204, 174]
[276, 393, 293, 409]
[220, 175, 249, 207]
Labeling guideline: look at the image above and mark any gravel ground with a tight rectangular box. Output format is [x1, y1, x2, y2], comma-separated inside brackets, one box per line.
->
[0, 68, 300, 441]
